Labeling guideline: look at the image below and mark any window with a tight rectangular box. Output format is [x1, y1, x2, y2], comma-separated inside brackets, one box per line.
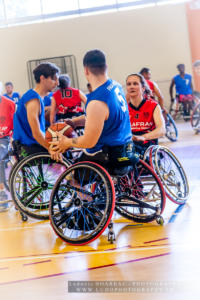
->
[5, 0, 41, 19]
[0, 0, 191, 27]
[79, 0, 116, 9]
[42, 0, 79, 15]
[0, 0, 5, 20]
[117, 0, 141, 3]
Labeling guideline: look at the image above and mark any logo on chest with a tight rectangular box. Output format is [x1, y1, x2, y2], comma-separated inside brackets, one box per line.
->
[134, 113, 139, 119]
[143, 112, 150, 119]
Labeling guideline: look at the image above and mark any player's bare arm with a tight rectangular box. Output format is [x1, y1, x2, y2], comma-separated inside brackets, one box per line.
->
[50, 100, 109, 153]
[153, 82, 164, 110]
[169, 78, 175, 99]
[141, 105, 165, 140]
[26, 99, 49, 150]
[50, 97, 57, 125]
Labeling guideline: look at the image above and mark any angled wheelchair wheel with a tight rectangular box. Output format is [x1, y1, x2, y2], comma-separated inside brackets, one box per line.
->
[114, 159, 166, 223]
[153, 146, 189, 204]
[143, 145, 159, 168]
[165, 113, 178, 142]
[49, 161, 115, 245]
[191, 103, 200, 128]
[4, 160, 10, 192]
[169, 99, 182, 120]
[10, 152, 69, 220]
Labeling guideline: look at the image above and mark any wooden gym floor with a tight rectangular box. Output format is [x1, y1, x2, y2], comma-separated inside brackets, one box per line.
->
[0, 121, 200, 300]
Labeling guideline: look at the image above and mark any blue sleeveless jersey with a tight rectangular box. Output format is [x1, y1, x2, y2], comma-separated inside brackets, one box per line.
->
[4, 92, 20, 105]
[86, 79, 132, 153]
[13, 89, 45, 145]
[174, 74, 192, 95]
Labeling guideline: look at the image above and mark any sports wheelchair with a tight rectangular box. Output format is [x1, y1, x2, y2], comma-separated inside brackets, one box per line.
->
[49, 154, 166, 245]
[8, 125, 84, 221]
[169, 94, 196, 121]
[8, 144, 70, 221]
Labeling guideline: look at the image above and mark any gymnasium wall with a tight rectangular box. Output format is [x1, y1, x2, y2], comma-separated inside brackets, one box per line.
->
[0, 3, 192, 108]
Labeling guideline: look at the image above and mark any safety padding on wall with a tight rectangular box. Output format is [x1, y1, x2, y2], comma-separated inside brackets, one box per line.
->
[186, 0, 200, 92]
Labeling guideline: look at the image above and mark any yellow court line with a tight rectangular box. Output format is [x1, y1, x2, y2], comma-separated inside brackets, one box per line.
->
[0, 224, 49, 232]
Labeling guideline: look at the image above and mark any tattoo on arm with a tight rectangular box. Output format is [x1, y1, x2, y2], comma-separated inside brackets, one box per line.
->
[72, 138, 78, 145]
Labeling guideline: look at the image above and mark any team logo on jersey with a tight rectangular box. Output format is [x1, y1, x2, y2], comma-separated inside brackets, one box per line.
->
[134, 113, 139, 119]
[0, 116, 6, 124]
[143, 112, 150, 119]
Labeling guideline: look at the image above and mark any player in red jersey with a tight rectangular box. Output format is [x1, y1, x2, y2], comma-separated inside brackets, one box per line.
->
[50, 74, 86, 125]
[0, 94, 15, 211]
[126, 73, 165, 155]
[139, 67, 165, 111]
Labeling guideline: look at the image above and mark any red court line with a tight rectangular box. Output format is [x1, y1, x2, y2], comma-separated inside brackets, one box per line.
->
[23, 259, 52, 267]
[144, 238, 168, 244]
[0, 252, 170, 286]
[0, 245, 132, 261]
[0, 243, 169, 271]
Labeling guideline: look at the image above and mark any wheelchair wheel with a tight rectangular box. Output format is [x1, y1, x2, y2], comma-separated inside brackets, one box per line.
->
[169, 98, 182, 120]
[4, 160, 10, 192]
[49, 161, 115, 245]
[115, 159, 166, 223]
[153, 146, 189, 204]
[143, 145, 158, 167]
[165, 113, 178, 142]
[191, 103, 200, 128]
[10, 152, 69, 220]
[4, 158, 18, 192]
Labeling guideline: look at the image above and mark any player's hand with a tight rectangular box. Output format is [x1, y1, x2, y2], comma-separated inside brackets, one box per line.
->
[49, 132, 71, 153]
[162, 107, 168, 114]
[48, 144, 63, 162]
[132, 135, 146, 142]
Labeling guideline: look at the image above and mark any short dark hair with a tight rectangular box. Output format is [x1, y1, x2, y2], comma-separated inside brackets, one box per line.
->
[193, 60, 200, 67]
[58, 74, 71, 89]
[33, 62, 60, 83]
[83, 49, 107, 75]
[177, 63, 185, 69]
[126, 73, 151, 95]
[5, 81, 13, 87]
[140, 67, 150, 75]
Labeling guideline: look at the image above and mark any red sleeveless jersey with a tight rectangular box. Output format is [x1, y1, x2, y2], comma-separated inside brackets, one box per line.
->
[53, 87, 83, 114]
[0, 95, 15, 138]
[146, 80, 154, 92]
[128, 99, 157, 134]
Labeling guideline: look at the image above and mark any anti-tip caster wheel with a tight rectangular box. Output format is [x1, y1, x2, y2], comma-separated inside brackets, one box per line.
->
[21, 213, 28, 222]
[108, 232, 115, 244]
[156, 216, 164, 226]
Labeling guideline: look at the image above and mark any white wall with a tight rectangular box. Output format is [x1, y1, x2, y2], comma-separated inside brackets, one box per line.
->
[0, 3, 192, 108]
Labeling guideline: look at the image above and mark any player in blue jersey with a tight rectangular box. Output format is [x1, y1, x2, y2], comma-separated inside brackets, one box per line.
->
[4, 82, 20, 105]
[170, 64, 194, 116]
[13, 62, 59, 158]
[50, 49, 136, 168]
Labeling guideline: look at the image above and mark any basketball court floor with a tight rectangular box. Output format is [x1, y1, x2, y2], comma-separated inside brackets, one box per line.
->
[0, 121, 200, 300]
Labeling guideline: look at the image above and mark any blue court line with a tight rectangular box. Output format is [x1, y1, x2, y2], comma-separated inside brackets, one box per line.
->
[127, 224, 144, 227]
[168, 204, 186, 223]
